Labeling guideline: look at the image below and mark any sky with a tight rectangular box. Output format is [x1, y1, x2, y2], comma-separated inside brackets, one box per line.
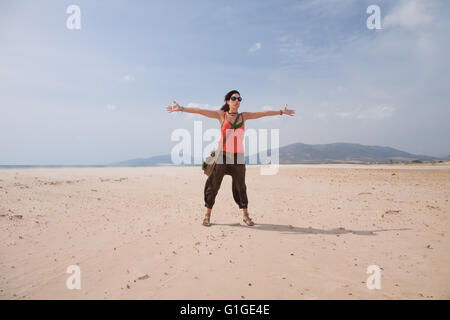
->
[0, 0, 449, 165]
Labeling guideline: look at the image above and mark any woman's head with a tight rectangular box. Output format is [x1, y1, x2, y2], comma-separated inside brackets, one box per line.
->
[221, 90, 241, 112]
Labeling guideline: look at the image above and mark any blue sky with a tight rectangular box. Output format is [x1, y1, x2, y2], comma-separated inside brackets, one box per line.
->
[1, 0, 449, 165]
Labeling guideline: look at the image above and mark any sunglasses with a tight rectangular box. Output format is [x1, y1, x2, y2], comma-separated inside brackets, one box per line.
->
[230, 96, 242, 102]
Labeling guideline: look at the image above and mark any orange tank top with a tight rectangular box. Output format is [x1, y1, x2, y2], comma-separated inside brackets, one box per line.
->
[218, 112, 245, 153]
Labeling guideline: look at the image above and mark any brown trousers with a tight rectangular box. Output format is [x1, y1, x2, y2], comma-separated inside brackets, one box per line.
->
[204, 152, 248, 209]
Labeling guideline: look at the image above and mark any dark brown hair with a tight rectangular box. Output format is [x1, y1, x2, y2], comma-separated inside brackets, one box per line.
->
[220, 90, 240, 112]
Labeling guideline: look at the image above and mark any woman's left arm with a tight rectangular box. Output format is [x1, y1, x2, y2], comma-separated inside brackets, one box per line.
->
[244, 104, 295, 120]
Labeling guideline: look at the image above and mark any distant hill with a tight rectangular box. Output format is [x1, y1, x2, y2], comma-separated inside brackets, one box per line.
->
[109, 154, 175, 166]
[108, 142, 446, 166]
[267, 142, 441, 164]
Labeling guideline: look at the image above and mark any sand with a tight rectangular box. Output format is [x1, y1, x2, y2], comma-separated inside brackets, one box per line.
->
[0, 164, 449, 299]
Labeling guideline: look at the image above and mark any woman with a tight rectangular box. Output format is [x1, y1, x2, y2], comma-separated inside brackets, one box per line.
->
[166, 90, 295, 227]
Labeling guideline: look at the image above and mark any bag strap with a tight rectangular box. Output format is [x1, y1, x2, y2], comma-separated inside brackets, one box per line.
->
[220, 112, 241, 151]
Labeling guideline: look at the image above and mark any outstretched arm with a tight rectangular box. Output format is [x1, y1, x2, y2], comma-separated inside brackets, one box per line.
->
[166, 101, 221, 120]
[244, 104, 295, 120]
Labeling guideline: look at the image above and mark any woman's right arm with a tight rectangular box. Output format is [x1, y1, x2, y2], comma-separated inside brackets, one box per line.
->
[166, 101, 222, 120]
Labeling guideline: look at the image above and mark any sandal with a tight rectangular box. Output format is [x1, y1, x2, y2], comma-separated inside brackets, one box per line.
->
[202, 214, 211, 227]
[243, 214, 254, 226]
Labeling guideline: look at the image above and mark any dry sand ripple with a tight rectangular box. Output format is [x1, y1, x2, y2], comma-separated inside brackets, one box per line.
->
[0, 165, 449, 299]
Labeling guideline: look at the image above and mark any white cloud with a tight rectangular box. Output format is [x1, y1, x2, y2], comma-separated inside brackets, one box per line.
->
[106, 104, 117, 111]
[248, 42, 262, 54]
[315, 105, 395, 120]
[358, 105, 395, 119]
[278, 35, 339, 69]
[314, 112, 329, 119]
[292, 0, 358, 17]
[122, 74, 135, 82]
[384, 0, 434, 30]
[330, 85, 344, 94]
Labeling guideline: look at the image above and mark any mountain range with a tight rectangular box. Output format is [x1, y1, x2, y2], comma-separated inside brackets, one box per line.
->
[109, 142, 449, 166]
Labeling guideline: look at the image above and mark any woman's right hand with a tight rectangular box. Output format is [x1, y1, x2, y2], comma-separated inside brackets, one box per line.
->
[166, 101, 182, 113]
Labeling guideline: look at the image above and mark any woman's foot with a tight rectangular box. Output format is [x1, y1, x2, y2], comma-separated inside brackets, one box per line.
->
[202, 213, 211, 227]
[243, 213, 254, 226]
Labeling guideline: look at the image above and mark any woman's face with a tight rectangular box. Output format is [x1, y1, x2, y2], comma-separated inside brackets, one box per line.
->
[227, 93, 241, 110]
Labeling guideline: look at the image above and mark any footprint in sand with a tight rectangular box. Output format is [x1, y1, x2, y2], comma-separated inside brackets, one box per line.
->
[137, 274, 149, 280]
[384, 210, 401, 215]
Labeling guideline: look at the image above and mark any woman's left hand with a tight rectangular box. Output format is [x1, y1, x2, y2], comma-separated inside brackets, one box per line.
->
[282, 104, 295, 116]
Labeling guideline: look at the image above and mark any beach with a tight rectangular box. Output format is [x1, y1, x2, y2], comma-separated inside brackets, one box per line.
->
[1, 164, 449, 299]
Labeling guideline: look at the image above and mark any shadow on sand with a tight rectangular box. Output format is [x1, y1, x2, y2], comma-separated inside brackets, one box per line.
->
[212, 223, 410, 236]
